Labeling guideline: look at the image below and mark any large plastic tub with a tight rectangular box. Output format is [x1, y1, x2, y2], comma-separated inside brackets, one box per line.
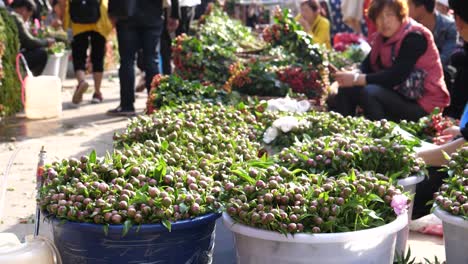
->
[223, 212, 408, 264]
[395, 175, 425, 255]
[434, 207, 468, 264]
[50, 213, 221, 264]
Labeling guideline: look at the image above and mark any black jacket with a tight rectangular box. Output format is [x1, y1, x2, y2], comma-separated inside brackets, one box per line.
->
[110, 0, 179, 28]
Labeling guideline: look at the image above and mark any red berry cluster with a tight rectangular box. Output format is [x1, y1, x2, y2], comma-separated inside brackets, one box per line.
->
[262, 23, 289, 45]
[424, 112, 457, 144]
[172, 34, 205, 80]
[333, 33, 361, 52]
[223, 62, 252, 92]
[276, 66, 322, 98]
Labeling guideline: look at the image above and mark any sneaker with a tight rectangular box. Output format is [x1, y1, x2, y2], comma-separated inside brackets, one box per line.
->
[91, 92, 103, 104]
[72, 81, 89, 104]
[106, 106, 136, 117]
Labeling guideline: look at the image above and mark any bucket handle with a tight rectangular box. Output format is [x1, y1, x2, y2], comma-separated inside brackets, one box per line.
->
[15, 53, 33, 106]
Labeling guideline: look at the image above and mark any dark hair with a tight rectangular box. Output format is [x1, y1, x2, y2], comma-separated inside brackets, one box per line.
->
[301, 0, 320, 12]
[10, 0, 37, 12]
[412, 0, 435, 13]
[368, 0, 409, 22]
[52, 0, 59, 7]
[449, 0, 468, 23]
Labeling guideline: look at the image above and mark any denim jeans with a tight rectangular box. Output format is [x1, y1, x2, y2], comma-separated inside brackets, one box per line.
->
[116, 23, 163, 111]
[332, 84, 428, 122]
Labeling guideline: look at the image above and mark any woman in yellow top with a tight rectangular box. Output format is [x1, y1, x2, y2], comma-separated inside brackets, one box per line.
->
[296, 0, 331, 49]
[63, 0, 113, 104]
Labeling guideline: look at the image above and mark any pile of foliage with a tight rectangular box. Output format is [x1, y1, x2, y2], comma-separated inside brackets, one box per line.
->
[0, 8, 21, 117]
[166, 5, 332, 111]
[146, 74, 231, 113]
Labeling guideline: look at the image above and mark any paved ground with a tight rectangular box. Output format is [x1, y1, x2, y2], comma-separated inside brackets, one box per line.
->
[0, 73, 445, 263]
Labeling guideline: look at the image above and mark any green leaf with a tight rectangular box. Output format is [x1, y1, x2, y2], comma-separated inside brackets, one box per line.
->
[179, 203, 188, 214]
[103, 224, 109, 236]
[89, 150, 97, 163]
[161, 141, 169, 151]
[231, 169, 255, 184]
[362, 209, 383, 221]
[162, 219, 172, 232]
[442, 151, 451, 161]
[132, 190, 149, 204]
[368, 194, 384, 203]
[122, 220, 133, 237]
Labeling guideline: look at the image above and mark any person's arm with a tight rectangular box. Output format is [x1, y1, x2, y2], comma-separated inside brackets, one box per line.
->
[360, 54, 372, 74]
[439, 21, 458, 66]
[417, 138, 466, 167]
[12, 13, 49, 50]
[365, 32, 427, 87]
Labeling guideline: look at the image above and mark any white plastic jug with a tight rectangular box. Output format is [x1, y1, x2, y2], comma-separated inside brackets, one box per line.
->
[0, 233, 61, 264]
[17, 54, 62, 119]
[24, 75, 62, 119]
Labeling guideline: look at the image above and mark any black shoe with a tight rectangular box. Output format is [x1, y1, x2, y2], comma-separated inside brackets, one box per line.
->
[106, 106, 136, 117]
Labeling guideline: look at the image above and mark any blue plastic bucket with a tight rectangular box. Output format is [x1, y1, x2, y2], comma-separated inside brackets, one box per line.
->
[49, 213, 221, 264]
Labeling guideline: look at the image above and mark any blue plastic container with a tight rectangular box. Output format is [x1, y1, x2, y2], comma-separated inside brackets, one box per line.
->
[460, 102, 468, 128]
[50, 213, 221, 264]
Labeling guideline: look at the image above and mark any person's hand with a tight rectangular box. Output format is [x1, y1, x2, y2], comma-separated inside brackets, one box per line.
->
[433, 126, 461, 144]
[167, 18, 179, 33]
[109, 16, 117, 27]
[51, 18, 62, 29]
[298, 16, 309, 31]
[46, 38, 56, 47]
[334, 71, 356, 88]
[443, 126, 461, 138]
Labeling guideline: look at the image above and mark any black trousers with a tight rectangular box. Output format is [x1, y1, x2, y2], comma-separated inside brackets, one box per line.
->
[332, 84, 428, 122]
[71, 31, 106, 72]
[160, 10, 172, 75]
[22, 48, 48, 76]
[117, 22, 163, 111]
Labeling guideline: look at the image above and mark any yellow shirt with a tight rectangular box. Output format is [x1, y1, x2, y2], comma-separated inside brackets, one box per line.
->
[296, 14, 331, 49]
[64, 0, 113, 39]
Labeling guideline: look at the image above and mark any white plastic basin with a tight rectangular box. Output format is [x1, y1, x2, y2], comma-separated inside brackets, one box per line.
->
[0, 233, 61, 264]
[223, 211, 408, 264]
[434, 207, 468, 264]
[395, 175, 425, 255]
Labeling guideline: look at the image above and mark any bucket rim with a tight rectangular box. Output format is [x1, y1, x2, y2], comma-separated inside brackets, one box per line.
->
[48, 212, 221, 233]
[397, 175, 425, 187]
[433, 206, 468, 229]
[223, 211, 408, 244]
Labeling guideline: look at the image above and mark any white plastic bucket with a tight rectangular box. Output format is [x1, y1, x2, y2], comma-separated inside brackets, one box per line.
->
[24, 75, 62, 119]
[223, 212, 408, 264]
[58, 51, 70, 82]
[395, 175, 425, 255]
[0, 233, 61, 264]
[434, 207, 468, 264]
[41, 53, 63, 77]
